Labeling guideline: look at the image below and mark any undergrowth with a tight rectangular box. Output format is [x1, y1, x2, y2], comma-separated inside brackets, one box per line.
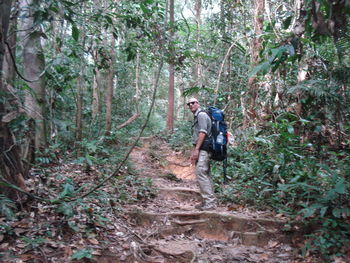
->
[211, 118, 350, 260]
[168, 113, 350, 259]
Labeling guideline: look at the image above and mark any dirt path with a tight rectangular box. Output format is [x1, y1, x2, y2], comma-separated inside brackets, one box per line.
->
[1, 137, 299, 263]
[122, 137, 296, 263]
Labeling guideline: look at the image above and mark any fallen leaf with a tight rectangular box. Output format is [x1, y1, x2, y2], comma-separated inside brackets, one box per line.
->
[268, 240, 279, 248]
[14, 228, 28, 236]
[18, 254, 38, 261]
[92, 250, 102, 255]
[260, 253, 269, 261]
[88, 238, 99, 245]
[64, 246, 73, 258]
[16, 242, 27, 249]
[0, 243, 9, 250]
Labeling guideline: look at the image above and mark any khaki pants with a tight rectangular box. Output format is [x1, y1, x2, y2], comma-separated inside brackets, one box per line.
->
[196, 150, 216, 206]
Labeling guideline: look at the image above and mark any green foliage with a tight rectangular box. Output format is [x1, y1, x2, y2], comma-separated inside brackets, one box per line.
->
[21, 236, 45, 249]
[0, 195, 16, 220]
[71, 249, 93, 260]
[249, 43, 298, 77]
[213, 116, 350, 257]
[167, 121, 192, 150]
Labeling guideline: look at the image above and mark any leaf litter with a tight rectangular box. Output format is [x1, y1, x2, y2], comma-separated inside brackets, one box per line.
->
[0, 136, 325, 262]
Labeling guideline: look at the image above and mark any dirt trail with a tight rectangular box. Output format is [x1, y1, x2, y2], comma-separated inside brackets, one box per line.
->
[123, 137, 296, 263]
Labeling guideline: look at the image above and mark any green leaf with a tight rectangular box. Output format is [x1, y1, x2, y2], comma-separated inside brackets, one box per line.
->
[59, 180, 75, 199]
[314, 125, 322, 133]
[140, 3, 149, 14]
[56, 203, 74, 217]
[320, 206, 328, 217]
[301, 207, 317, 217]
[334, 178, 346, 194]
[72, 25, 79, 41]
[287, 126, 294, 134]
[249, 61, 271, 77]
[283, 16, 293, 29]
[68, 221, 79, 232]
[105, 15, 113, 25]
[332, 208, 342, 218]
[285, 44, 295, 56]
[71, 249, 93, 260]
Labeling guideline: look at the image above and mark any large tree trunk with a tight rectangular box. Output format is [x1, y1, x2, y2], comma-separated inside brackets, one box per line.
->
[166, 0, 175, 132]
[245, 0, 265, 126]
[92, 66, 100, 120]
[3, 3, 16, 86]
[19, 0, 47, 153]
[195, 0, 202, 88]
[1, 0, 27, 197]
[76, 65, 84, 142]
[105, 36, 115, 135]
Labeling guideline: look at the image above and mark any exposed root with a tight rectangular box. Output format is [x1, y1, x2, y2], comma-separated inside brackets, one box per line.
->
[166, 160, 191, 167]
[152, 246, 196, 263]
[130, 241, 164, 263]
[172, 219, 207, 225]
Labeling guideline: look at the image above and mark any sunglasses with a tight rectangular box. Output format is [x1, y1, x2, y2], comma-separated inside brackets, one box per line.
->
[187, 101, 197, 106]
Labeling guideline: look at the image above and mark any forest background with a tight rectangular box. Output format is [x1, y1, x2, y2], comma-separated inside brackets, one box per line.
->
[0, 0, 349, 261]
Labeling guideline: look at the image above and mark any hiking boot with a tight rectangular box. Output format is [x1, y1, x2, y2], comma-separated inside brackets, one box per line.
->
[195, 203, 216, 211]
[199, 204, 216, 211]
[195, 203, 204, 210]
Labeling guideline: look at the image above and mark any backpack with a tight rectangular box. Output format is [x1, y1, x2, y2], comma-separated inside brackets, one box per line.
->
[198, 106, 228, 161]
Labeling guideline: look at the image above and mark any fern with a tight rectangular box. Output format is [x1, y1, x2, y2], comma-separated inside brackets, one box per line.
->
[0, 195, 17, 220]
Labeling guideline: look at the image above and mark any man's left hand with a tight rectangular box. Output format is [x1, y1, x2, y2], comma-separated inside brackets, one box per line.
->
[190, 149, 199, 165]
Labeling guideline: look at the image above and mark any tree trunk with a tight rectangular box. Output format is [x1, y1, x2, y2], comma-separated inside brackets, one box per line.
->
[19, 0, 47, 151]
[195, 0, 202, 88]
[245, 0, 265, 126]
[92, 64, 100, 120]
[166, 0, 175, 132]
[3, 4, 16, 85]
[105, 36, 115, 135]
[0, 0, 27, 197]
[76, 65, 84, 142]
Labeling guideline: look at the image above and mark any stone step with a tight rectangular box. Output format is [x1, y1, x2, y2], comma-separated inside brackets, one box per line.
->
[126, 210, 289, 247]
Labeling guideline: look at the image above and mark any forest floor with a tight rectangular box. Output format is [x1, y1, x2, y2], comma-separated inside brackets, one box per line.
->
[1, 137, 321, 263]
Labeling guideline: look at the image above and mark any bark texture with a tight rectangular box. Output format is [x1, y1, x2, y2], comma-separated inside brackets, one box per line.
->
[92, 70, 100, 120]
[3, 4, 16, 85]
[166, 0, 175, 132]
[105, 37, 115, 134]
[245, 0, 265, 125]
[19, 0, 47, 150]
[1, 0, 27, 197]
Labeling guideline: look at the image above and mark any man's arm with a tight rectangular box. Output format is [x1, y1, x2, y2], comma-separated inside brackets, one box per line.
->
[190, 132, 206, 165]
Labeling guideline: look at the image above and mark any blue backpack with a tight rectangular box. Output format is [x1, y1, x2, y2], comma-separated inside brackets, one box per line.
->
[206, 106, 228, 161]
[198, 106, 228, 161]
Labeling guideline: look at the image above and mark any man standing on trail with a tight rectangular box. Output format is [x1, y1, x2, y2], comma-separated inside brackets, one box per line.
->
[188, 98, 217, 210]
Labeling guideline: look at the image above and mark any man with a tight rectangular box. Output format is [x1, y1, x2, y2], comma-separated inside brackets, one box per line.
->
[188, 98, 217, 210]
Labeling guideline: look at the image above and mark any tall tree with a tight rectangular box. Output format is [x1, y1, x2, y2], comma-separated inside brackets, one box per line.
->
[194, 0, 202, 89]
[3, 2, 17, 86]
[166, 0, 175, 132]
[105, 36, 115, 135]
[0, 0, 27, 196]
[19, 0, 47, 152]
[92, 63, 101, 120]
[245, 0, 265, 125]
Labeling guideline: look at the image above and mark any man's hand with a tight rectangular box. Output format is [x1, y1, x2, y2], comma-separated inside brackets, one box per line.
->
[190, 148, 200, 165]
[190, 132, 206, 165]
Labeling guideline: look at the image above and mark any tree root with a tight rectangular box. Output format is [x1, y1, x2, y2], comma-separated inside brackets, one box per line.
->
[172, 219, 207, 225]
[151, 246, 196, 263]
[130, 241, 164, 263]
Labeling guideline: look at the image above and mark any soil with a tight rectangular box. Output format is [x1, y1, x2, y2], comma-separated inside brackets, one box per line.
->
[1, 136, 303, 263]
[119, 137, 297, 263]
